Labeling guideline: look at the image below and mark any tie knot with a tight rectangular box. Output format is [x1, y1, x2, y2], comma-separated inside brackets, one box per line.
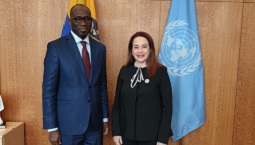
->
[80, 41, 86, 47]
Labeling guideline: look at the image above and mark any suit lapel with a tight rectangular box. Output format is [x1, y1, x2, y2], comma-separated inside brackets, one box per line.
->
[89, 37, 98, 84]
[66, 33, 89, 82]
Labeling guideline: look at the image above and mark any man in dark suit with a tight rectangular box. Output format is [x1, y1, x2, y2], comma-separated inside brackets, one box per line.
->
[42, 4, 109, 145]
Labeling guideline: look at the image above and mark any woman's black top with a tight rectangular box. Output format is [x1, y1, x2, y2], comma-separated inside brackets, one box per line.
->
[112, 65, 173, 144]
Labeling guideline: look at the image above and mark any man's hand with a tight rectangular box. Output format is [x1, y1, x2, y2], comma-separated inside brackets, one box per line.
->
[113, 136, 122, 145]
[49, 130, 61, 145]
[103, 122, 108, 135]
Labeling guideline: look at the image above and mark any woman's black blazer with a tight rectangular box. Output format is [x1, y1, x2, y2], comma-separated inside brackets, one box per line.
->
[112, 65, 173, 144]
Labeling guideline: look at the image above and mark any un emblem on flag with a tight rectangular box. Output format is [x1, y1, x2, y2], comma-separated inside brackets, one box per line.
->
[159, 20, 201, 76]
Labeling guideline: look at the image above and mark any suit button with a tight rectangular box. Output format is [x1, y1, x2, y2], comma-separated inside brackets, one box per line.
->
[88, 100, 91, 102]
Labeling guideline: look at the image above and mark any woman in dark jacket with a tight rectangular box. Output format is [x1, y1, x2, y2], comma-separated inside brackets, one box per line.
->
[112, 31, 173, 145]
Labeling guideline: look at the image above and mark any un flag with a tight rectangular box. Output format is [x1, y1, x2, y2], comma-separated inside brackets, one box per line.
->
[158, 0, 205, 141]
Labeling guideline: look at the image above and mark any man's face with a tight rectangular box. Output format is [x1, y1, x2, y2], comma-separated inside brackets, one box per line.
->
[69, 6, 92, 39]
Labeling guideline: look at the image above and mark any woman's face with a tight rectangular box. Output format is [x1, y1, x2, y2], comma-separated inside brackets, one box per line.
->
[132, 36, 150, 67]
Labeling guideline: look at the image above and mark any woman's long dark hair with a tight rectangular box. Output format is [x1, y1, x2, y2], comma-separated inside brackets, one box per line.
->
[126, 31, 165, 77]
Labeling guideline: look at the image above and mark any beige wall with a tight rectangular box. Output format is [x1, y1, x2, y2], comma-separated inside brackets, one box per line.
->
[0, 0, 254, 145]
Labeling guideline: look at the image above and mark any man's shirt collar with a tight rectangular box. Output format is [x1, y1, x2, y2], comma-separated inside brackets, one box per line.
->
[71, 31, 90, 44]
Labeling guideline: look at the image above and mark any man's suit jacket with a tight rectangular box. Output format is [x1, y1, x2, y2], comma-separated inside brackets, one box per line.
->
[43, 33, 109, 135]
[112, 65, 172, 144]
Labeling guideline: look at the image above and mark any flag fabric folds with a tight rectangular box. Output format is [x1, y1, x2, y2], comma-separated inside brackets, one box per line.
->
[158, 0, 205, 141]
[61, 0, 99, 40]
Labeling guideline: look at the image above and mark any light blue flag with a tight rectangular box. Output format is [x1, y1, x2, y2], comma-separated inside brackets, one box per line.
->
[158, 0, 205, 141]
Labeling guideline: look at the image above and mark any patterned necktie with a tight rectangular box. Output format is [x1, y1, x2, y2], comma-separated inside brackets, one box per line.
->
[80, 41, 90, 78]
